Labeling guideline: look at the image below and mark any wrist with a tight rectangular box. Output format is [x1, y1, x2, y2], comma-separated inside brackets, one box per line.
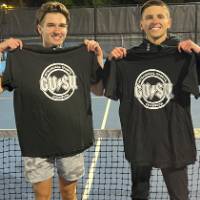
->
[0, 42, 6, 53]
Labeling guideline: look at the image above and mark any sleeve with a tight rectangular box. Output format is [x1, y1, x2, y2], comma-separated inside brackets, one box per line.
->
[182, 54, 200, 98]
[195, 53, 200, 84]
[2, 52, 16, 91]
[90, 52, 103, 84]
[103, 59, 119, 100]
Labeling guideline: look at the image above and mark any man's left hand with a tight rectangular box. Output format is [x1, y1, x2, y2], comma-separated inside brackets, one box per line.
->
[178, 39, 200, 54]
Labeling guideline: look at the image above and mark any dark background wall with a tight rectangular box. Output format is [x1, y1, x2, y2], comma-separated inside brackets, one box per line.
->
[0, 3, 199, 53]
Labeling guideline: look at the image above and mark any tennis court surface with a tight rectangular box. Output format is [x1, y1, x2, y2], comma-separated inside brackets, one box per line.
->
[0, 86, 200, 199]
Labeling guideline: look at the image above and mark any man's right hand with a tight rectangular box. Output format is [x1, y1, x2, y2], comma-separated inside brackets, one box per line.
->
[0, 38, 23, 52]
[107, 47, 127, 61]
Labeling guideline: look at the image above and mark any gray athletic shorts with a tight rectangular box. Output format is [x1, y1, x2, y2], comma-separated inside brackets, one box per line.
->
[23, 153, 84, 183]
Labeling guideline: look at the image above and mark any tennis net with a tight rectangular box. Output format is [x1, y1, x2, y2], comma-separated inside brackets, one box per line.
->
[0, 129, 200, 200]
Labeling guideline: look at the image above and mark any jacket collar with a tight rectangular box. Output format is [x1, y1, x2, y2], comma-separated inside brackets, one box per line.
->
[141, 36, 180, 51]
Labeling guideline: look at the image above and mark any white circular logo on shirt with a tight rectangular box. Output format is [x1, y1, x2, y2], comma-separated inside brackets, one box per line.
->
[40, 63, 78, 101]
[134, 69, 173, 109]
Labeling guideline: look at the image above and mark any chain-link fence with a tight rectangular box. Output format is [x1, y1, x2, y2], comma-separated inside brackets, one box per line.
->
[0, 3, 200, 54]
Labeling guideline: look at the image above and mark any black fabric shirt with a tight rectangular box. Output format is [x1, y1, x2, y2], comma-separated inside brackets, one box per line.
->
[129, 37, 200, 84]
[2, 44, 102, 157]
[195, 53, 200, 84]
[104, 43, 200, 168]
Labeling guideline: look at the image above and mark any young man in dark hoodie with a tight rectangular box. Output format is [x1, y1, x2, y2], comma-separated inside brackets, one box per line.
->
[104, 0, 200, 200]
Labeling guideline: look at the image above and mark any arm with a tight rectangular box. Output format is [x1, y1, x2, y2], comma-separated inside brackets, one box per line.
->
[0, 38, 23, 52]
[84, 39, 103, 67]
[91, 47, 127, 95]
[0, 38, 22, 93]
[84, 39, 104, 95]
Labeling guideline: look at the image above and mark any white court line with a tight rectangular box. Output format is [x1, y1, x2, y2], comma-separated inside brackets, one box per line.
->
[91, 96, 106, 99]
[82, 99, 111, 200]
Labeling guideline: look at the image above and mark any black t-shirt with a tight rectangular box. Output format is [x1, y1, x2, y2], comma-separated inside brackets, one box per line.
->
[104, 46, 200, 168]
[2, 44, 102, 157]
[195, 53, 200, 84]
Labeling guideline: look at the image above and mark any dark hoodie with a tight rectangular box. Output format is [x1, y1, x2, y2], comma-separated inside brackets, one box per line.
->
[131, 36, 180, 52]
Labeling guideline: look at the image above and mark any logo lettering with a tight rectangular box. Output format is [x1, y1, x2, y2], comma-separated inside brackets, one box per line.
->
[134, 69, 173, 109]
[40, 63, 78, 101]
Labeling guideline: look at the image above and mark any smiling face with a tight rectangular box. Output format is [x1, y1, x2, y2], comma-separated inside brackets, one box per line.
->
[140, 5, 171, 45]
[37, 12, 68, 48]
